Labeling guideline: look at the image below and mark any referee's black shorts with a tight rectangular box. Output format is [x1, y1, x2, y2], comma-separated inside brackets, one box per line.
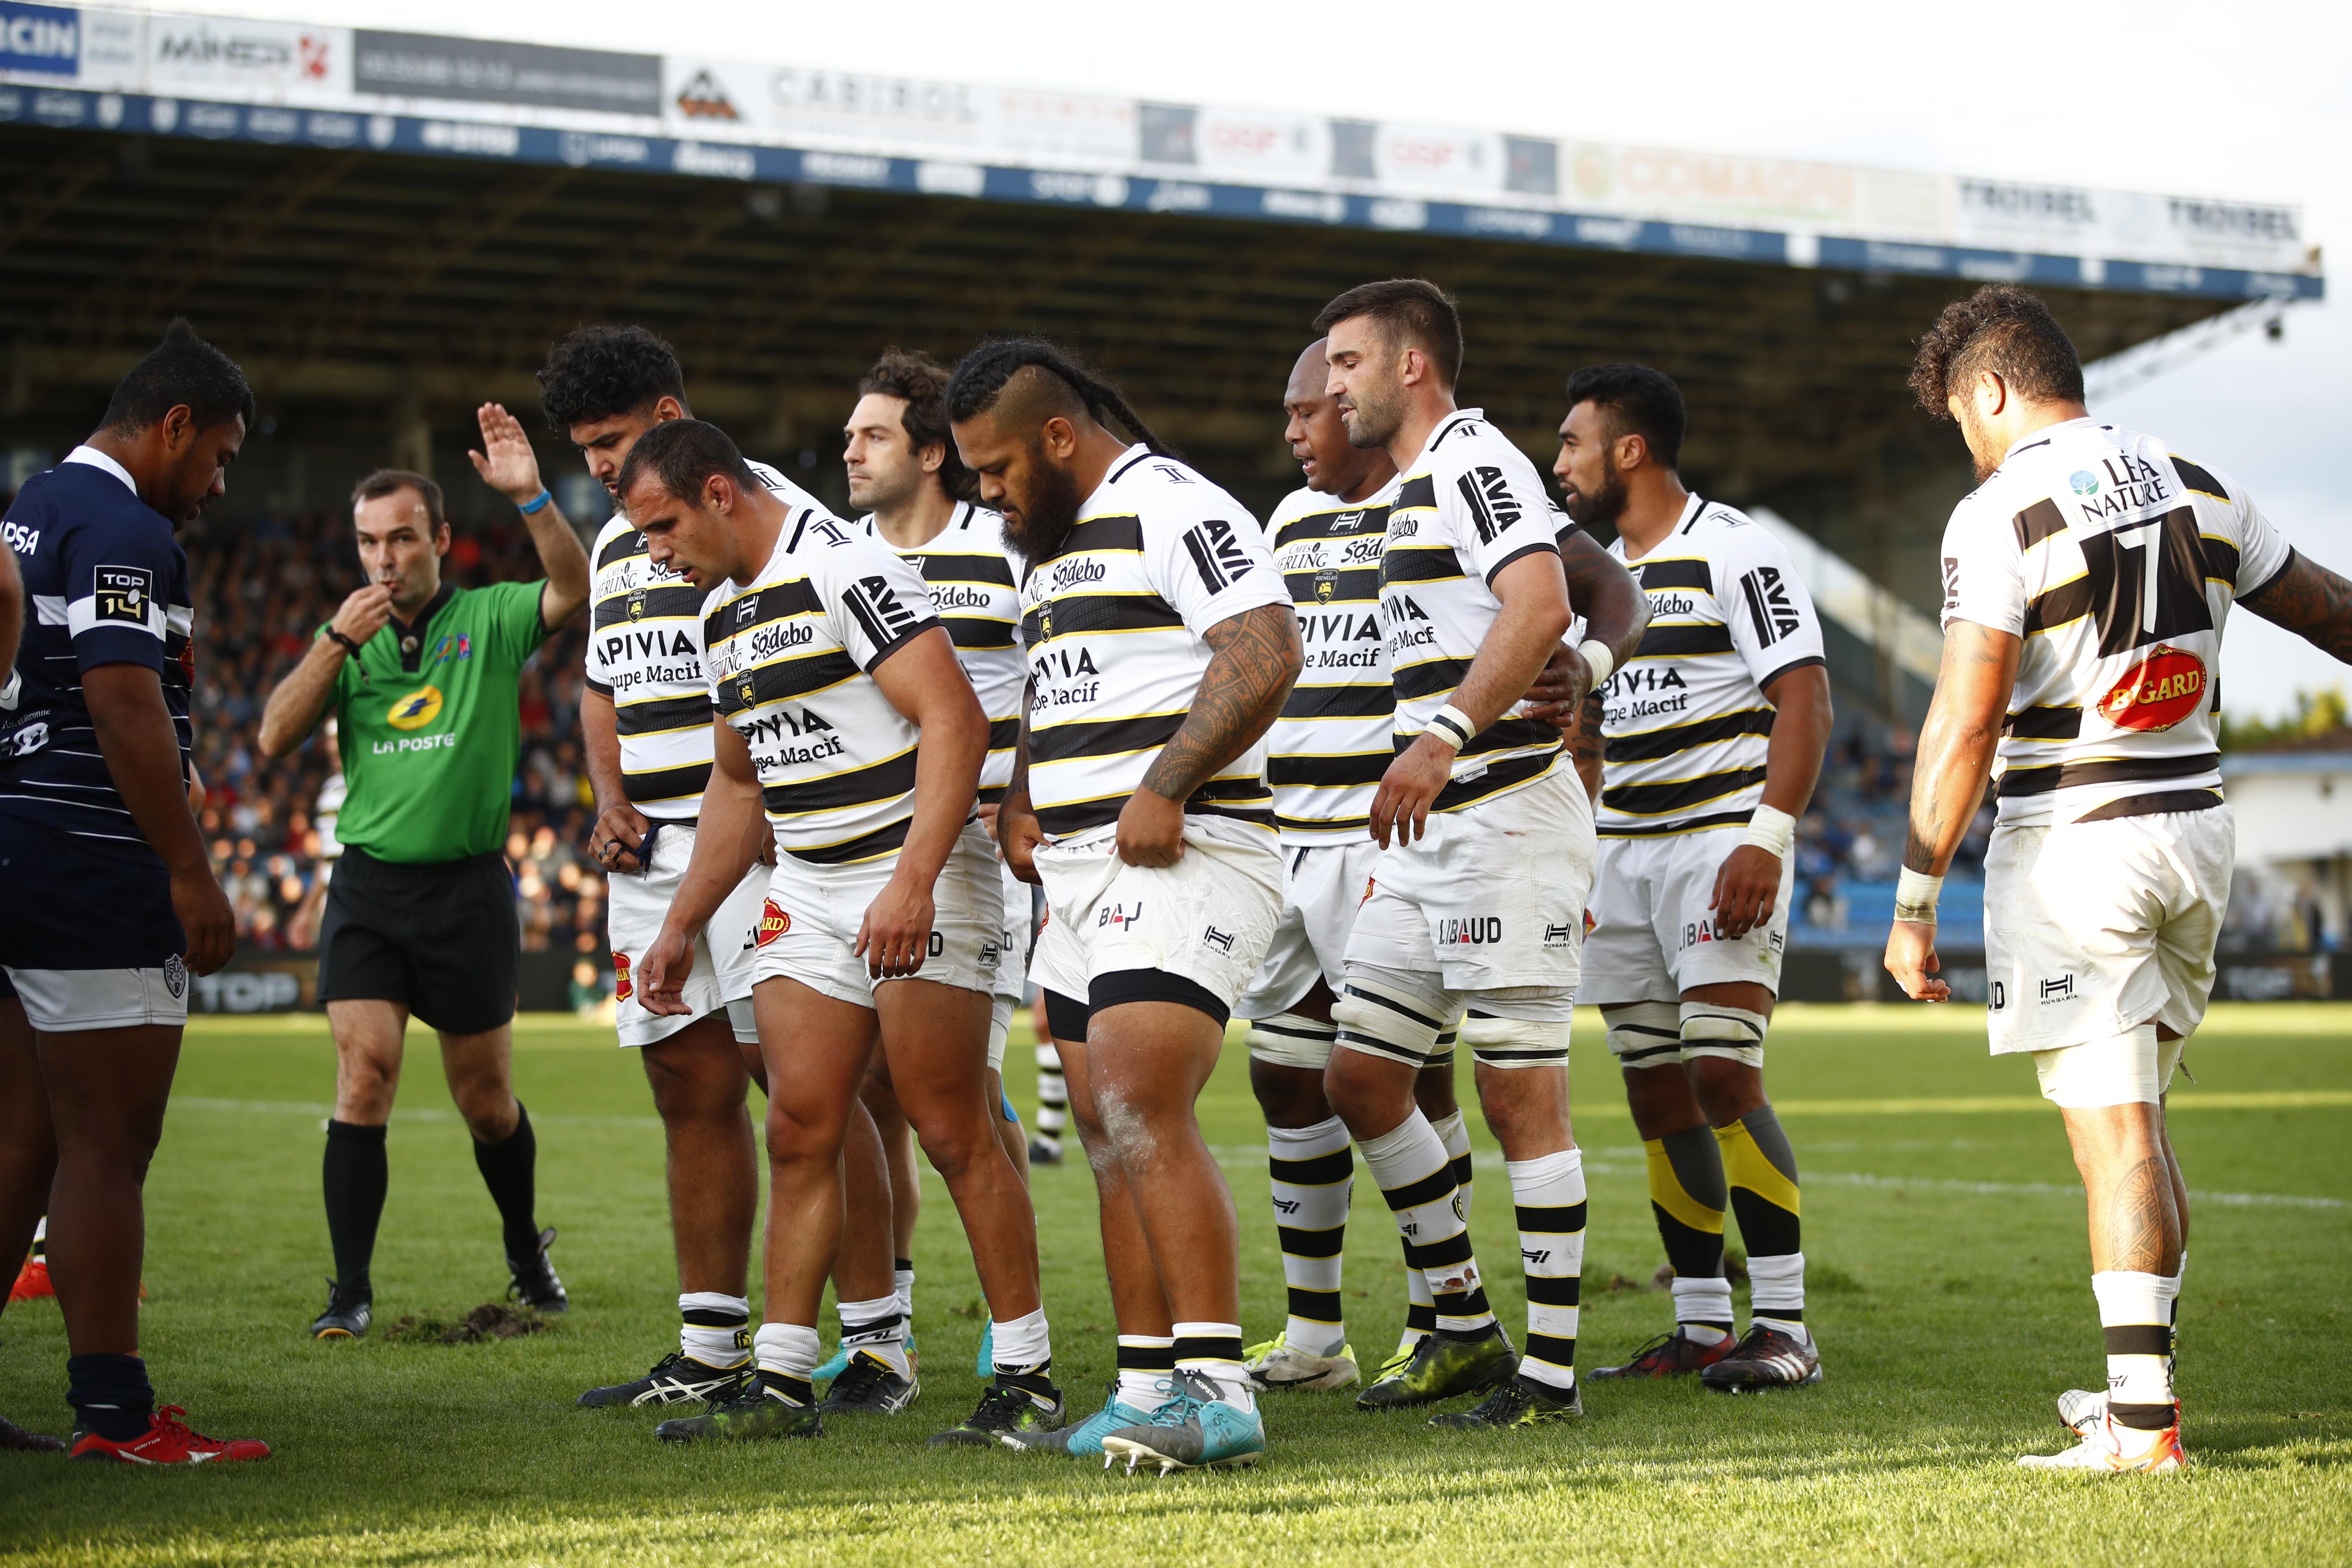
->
[316, 846, 519, 1035]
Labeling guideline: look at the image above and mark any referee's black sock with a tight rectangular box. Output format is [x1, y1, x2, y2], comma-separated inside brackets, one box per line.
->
[322, 1120, 389, 1294]
[472, 1102, 541, 1263]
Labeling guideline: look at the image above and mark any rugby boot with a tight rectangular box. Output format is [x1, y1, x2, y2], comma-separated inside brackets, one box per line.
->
[1587, 1327, 1736, 1380]
[309, 1277, 372, 1340]
[654, 1381, 822, 1443]
[9, 1256, 52, 1302]
[818, 1351, 918, 1417]
[1355, 1324, 1515, 1409]
[0, 1414, 64, 1452]
[578, 1351, 750, 1409]
[70, 1406, 270, 1464]
[1699, 1324, 1822, 1392]
[1244, 1330, 1360, 1392]
[1002, 1381, 1151, 1458]
[929, 1375, 1065, 1446]
[1430, 1372, 1584, 1429]
[2019, 1408, 2187, 1473]
[1100, 1375, 1266, 1473]
[506, 1226, 568, 1314]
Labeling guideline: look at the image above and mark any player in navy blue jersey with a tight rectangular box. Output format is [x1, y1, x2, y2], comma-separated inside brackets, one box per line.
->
[0, 321, 270, 1464]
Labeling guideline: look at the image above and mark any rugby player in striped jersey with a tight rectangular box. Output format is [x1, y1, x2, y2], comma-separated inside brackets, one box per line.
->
[1553, 364, 1834, 1393]
[1315, 280, 1648, 1431]
[623, 420, 1059, 1449]
[542, 326, 825, 1413]
[952, 342, 1303, 1472]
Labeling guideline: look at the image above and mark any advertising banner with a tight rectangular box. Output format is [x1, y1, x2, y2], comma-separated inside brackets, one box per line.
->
[147, 12, 349, 104]
[0, 4, 2316, 294]
[352, 29, 658, 116]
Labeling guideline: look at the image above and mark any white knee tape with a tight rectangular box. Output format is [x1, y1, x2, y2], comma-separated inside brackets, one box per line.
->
[986, 995, 1014, 1073]
[1459, 1009, 1568, 1069]
[1680, 1001, 1767, 1067]
[1246, 1011, 1339, 1070]
[2034, 1023, 2174, 1108]
[1331, 965, 1455, 1067]
[1605, 1000, 1684, 1065]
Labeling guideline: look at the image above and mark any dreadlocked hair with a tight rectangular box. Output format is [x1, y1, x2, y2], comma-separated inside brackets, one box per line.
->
[944, 340, 1178, 459]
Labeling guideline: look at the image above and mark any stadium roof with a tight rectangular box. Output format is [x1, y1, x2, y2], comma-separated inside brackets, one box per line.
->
[0, 5, 2324, 666]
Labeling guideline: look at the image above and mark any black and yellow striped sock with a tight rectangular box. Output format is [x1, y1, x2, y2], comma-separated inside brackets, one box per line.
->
[1645, 1124, 1730, 1330]
[1718, 1107, 1803, 1329]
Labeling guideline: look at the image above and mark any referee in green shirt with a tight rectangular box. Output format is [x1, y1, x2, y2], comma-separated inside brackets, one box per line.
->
[260, 403, 590, 1338]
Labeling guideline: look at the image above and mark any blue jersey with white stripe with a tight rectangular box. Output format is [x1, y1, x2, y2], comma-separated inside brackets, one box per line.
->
[0, 448, 194, 857]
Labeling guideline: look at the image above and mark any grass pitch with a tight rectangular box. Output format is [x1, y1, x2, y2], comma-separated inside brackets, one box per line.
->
[2, 1002, 2348, 1565]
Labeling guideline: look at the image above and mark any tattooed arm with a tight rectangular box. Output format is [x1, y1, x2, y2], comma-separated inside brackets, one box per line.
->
[1565, 688, 1604, 805]
[1884, 620, 2018, 1001]
[2240, 550, 2352, 662]
[1117, 602, 1303, 867]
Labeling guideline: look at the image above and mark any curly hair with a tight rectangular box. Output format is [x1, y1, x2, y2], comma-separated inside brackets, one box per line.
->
[536, 325, 689, 433]
[1909, 285, 2084, 418]
[859, 348, 977, 503]
[943, 339, 1176, 458]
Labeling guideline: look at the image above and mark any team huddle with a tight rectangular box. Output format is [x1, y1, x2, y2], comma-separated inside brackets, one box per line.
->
[5, 279, 2349, 1473]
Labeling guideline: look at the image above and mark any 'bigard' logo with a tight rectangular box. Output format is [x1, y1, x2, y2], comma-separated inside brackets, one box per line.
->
[1740, 566, 1802, 646]
[1455, 466, 1521, 544]
[756, 899, 791, 946]
[1182, 518, 1254, 592]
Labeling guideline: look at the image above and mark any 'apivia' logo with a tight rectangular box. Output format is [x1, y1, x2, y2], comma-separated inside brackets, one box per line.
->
[1182, 518, 1254, 593]
[1739, 565, 1802, 646]
[1455, 466, 1522, 544]
[843, 575, 921, 651]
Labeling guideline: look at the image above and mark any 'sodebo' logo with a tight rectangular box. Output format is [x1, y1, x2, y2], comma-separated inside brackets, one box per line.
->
[386, 684, 443, 730]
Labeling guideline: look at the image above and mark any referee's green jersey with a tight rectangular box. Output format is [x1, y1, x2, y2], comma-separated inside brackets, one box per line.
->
[322, 579, 550, 864]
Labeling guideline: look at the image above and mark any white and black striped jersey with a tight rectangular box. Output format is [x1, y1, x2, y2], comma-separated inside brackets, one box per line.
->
[700, 510, 947, 864]
[1598, 496, 1826, 838]
[587, 459, 818, 819]
[1379, 408, 1566, 814]
[1940, 416, 2290, 828]
[860, 502, 1026, 799]
[1265, 484, 1393, 843]
[1019, 444, 1289, 841]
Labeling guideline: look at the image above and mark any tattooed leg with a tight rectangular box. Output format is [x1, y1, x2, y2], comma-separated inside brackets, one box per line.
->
[2061, 1101, 2183, 1276]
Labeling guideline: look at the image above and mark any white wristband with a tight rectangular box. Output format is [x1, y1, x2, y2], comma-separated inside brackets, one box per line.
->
[1426, 704, 1476, 750]
[1742, 802, 1795, 859]
[1894, 866, 1944, 925]
[1576, 638, 1615, 690]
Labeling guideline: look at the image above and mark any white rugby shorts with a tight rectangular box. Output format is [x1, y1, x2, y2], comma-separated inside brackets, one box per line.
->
[1581, 822, 1793, 1011]
[1235, 838, 1383, 1021]
[1029, 816, 1283, 1022]
[751, 820, 1004, 1009]
[1344, 765, 1594, 992]
[606, 822, 768, 1048]
[1982, 805, 2233, 1056]
[3, 961, 189, 1032]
